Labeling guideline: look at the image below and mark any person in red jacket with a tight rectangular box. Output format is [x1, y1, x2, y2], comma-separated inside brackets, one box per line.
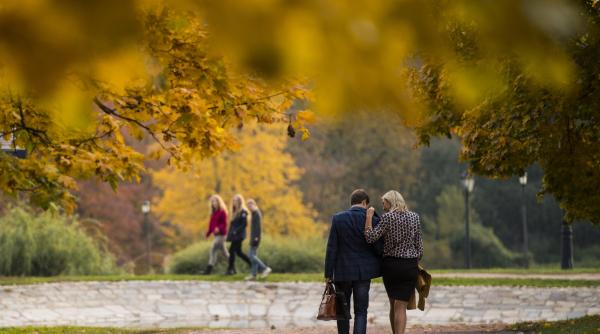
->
[202, 194, 229, 275]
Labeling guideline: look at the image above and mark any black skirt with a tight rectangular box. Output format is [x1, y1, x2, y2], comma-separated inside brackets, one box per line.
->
[381, 257, 418, 302]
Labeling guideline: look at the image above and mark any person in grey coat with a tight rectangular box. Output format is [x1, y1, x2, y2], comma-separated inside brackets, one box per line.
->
[245, 199, 272, 281]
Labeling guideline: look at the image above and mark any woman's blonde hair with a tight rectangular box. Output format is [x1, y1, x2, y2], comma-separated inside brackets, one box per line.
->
[209, 194, 228, 215]
[382, 190, 408, 212]
[231, 194, 250, 222]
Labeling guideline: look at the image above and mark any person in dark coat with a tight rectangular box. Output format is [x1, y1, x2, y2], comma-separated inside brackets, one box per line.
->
[244, 199, 272, 281]
[325, 189, 384, 334]
[225, 194, 252, 275]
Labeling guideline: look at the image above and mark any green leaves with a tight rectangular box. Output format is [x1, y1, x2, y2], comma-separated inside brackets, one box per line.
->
[412, 1, 600, 223]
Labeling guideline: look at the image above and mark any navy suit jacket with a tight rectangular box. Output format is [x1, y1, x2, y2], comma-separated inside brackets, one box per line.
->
[324, 206, 384, 282]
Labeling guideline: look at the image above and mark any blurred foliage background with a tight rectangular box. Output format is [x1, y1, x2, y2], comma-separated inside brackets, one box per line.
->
[0, 0, 599, 274]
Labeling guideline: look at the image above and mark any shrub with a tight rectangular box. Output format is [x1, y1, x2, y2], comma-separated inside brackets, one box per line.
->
[450, 223, 520, 268]
[0, 206, 120, 276]
[575, 245, 600, 267]
[167, 236, 325, 274]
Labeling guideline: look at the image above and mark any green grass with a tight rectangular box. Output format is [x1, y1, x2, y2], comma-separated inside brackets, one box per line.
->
[430, 267, 600, 274]
[511, 315, 600, 333]
[429, 277, 600, 288]
[3, 316, 600, 334]
[0, 327, 204, 334]
[0, 273, 599, 287]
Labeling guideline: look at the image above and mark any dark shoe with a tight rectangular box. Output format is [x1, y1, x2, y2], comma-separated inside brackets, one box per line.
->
[202, 265, 213, 275]
[225, 267, 237, 275]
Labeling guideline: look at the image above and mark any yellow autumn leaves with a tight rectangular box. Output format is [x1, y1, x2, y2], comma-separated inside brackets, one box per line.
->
[0, 0, 590, 221]
[1, 0, 581, 126]
[152, 122, 323, 238]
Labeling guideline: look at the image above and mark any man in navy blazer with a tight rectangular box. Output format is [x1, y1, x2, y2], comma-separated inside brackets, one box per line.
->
[325, 189, 383, 334]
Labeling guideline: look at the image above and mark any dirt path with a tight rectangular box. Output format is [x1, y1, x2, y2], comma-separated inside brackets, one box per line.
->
[434, 272, 600, 280]
[187, 324, 513, 334]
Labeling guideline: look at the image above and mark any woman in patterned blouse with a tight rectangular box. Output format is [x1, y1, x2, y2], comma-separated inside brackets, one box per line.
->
[365, 190, 423, 334]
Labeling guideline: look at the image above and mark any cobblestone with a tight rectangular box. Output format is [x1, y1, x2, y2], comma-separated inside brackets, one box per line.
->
[0, 281, 598, 329]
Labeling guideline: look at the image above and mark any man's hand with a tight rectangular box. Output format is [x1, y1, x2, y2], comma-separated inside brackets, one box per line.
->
[367, 207, 375, 217]
[325, 277, 333, 283]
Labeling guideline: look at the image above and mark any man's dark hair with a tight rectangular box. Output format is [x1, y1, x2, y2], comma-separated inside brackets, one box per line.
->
[350, 189, 370, 205]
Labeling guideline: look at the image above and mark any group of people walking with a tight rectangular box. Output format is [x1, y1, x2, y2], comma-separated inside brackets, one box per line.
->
[202, 188, 422, 332]
[203, 194, 272, 281]
[325, 189, 424, 334]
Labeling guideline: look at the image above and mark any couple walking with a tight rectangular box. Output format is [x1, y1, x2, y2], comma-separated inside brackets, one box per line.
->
[325, 189, 424, 334]
[203, 194, 272, 281]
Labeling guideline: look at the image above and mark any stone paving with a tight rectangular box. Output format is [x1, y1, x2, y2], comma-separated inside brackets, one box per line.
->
[0, 281, 598, 329]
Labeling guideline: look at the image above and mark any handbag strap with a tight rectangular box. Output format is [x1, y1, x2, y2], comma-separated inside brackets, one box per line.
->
[322, 281, 335, 297]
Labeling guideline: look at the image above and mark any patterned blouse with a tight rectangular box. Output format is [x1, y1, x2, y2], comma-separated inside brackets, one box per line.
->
[365, 210, 424, 259]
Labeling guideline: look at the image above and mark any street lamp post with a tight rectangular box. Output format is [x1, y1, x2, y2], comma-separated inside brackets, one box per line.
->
[561, 218, 574, 270]
[519, 173, 529, 268]
[462, 173, 475, 269]
[141, 200, 152, 272]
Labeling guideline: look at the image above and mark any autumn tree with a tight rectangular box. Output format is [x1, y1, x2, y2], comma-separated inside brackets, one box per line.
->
[66, 128, 184, 273]
[75, 177, 184, 273]
[0, 4, 308, 211]
[410, 0, 600, 223]
[152, 122, 322, 239]
[1, 0, 598, 224]
[288, 110, 420, 220]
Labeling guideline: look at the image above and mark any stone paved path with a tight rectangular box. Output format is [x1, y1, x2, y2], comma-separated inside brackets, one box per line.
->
[186, 324, 515, 334]
[0, 281, 598, 329]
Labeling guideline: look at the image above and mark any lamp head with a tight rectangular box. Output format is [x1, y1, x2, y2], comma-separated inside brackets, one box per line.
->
[461, 172, 475, 193]
[519, 172, 528, 186]
[141, 200, 151, 214]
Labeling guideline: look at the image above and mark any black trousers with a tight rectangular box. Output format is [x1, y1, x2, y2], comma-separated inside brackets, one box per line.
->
[334, 280, 370, 334]
[228, 240, 251, 269]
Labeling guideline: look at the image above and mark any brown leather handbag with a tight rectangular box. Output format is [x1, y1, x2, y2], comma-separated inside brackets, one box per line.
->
[316, 281, 337, 320]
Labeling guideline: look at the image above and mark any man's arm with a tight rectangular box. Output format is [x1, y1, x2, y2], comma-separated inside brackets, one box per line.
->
[324, 217, 338, 280]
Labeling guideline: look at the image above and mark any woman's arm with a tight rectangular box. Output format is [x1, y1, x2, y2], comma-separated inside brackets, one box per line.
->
[365, 207, 374, 230]
[240, 210, 248, 230]
[215, 210, 226, 234]
[365, 207, 387, 243]
[206, 213, 216, 238]
[414, 215, 424, 260]
[231, 210, 248, 236]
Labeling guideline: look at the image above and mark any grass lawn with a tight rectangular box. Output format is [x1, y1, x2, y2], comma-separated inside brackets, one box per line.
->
[2, 316, 599, 334]
[431, 267, 600, 274]
[0, 273, 599, 288]
[511, 315, 600, 333]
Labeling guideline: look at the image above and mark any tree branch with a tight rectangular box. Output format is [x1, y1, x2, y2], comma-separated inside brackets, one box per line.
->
[93, 98, 180, 160]
[15, 100, 53, 146]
